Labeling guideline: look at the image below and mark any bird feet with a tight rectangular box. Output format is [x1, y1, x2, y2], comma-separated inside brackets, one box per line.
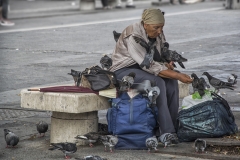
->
[65, 155, 71, 159]
[89, 143, 94, 147]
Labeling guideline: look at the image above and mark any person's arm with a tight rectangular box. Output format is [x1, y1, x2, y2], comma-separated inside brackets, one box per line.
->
[159, 69, 193, 84]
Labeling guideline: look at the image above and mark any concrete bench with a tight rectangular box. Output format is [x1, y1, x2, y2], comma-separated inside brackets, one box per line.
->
[21, 81, 189, 145]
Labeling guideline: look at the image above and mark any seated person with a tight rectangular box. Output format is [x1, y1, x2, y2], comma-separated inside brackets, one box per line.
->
[109, 8, 193, 144]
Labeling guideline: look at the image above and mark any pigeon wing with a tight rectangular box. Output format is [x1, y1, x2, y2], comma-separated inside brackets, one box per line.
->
[132, 36, 149, 52]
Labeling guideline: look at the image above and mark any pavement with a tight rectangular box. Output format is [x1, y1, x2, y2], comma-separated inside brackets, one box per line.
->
[1, 0, 240, 160]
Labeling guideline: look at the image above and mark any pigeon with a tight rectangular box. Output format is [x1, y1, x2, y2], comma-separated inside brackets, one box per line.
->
[136, 80, 152, 95]
[132, 35, 155, 69]
[202, 72, 235, 93]
[159, 133, 179, 148]
[99, 135, 118, 152]
[68, 69, 81, 86]
[161, 44, 187, 69]
[98, 123, 109, 135]
[49, 142, 77, 159]
[148, 86, 160, 106]
[119, 72, 136, 92]
[228, 74, 237, 85]
[36, 121, 48, 137]
[113, 30, 121, 42]
[145, 136, 158, 153]
[191, 73, 210, 97]
[159, 42, 177, 68]
[199, 77, 210, 90]
[194, 139, 206, 153]
[75, 155, 107, 160]
[4, 129, 19, 148]
[75, 132, 100, 147]
[100, 55, 112, 70]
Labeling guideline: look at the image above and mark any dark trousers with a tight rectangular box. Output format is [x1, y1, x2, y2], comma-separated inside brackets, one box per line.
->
[115, 68, 179, 135]
[0, 0, 9, 19]
[101, 0, 108, 7]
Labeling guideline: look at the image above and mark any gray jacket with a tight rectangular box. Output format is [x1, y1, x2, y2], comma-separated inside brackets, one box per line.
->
[109, 21, 168, 76]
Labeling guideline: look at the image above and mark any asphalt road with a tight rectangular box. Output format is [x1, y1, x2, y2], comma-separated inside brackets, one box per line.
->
[0, 0, 239, 107]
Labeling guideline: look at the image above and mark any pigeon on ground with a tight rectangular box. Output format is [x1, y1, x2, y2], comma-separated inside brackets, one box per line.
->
[99, 135, 118, 152]
[228, 74, 238, 85]
[146, 136, 158, 153]
[36, 121, 48, 137]
[202, 72, 235, 93]
[191, 73, 210, 97]
[132, 35, 155, 69]
[49, 142, 77, 159]
[75, 132, 100, 147]
[68, 69, 81, 86]
[119, 72, 136, 92]
[98, 123, 109, 135]
[159, 133, 179, 148]
[4, 129, 19, 148]
[194, 139, 206, 153]
[113, 30, 121, 42]
[100, 55, 112, 70]
[161, 43, 187, 69]
[75, 155, 107, 160]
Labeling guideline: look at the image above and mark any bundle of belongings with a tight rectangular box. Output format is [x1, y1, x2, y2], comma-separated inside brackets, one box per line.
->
[177, 72, 238, 142]
[68, 54, 238, 150]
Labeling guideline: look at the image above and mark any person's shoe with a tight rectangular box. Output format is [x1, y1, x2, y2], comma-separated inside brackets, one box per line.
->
[126, 4, 135, 8]
[158, 133, 179, 147]
[0, 20, 15, 26]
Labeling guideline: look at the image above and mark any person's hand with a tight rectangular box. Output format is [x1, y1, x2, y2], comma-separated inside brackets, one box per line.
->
[178, 73, 193, 84]
[165, 61, 174, 70]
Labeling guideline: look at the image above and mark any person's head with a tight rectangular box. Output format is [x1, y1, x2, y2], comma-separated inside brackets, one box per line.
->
[141, 8, 165, 38]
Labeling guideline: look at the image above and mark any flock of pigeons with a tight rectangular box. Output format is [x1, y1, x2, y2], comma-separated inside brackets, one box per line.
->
[4, 121, 112, 159]
[191, 72, 237, 97]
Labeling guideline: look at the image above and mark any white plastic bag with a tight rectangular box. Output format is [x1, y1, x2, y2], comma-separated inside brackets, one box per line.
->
[181, 93, 212, 110]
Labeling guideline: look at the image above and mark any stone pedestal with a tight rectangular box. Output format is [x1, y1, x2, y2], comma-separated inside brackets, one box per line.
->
[178, 81, 189, 98]
[50, 111, 98, 145]
[80, 0, 96, 10]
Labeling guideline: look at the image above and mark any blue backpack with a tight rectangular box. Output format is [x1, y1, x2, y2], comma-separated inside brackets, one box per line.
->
[107, 92, 157, 150]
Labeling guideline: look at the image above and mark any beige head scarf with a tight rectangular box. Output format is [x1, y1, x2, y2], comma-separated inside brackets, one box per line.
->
[142, 8, 165, 25]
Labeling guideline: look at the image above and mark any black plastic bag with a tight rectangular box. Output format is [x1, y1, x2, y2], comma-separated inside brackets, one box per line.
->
[177, 94, 238, 142]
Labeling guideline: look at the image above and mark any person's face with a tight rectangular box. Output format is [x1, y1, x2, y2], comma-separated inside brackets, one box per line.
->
[143, 23, 164, 38]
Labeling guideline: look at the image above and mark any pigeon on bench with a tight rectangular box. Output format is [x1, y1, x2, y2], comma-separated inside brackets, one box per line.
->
[145, 136, 158, 153]
[195, 139, 206, 153]
[100, 55, 112, 70]
[99, 135, 118, 153]
[75, 132, 100, 147]
[113, 30, 121, 42]
[68, 69, 81, 86]
[36, 121, 48, 137]
[132, 35, 155, 69]
[203, 72, 235, 93]
[49, 142, 77, 159]
[4, 129, 19, 148]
